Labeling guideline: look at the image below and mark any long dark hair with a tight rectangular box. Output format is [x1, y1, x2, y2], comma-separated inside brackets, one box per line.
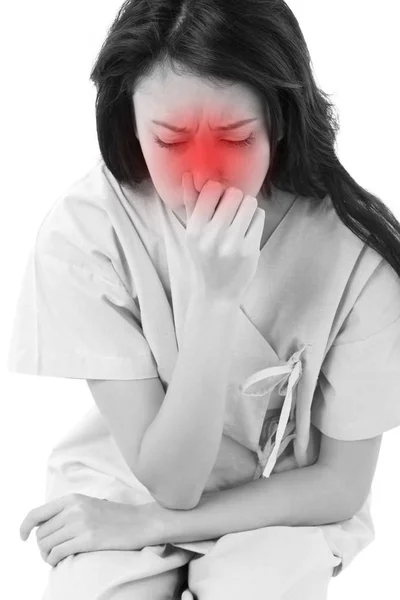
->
[89, 0, 400, 279]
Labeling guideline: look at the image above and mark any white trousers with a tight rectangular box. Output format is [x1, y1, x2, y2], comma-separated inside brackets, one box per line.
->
[42, 525, 342, 600]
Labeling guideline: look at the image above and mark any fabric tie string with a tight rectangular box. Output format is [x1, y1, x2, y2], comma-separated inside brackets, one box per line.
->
[239, 345, 308, 478]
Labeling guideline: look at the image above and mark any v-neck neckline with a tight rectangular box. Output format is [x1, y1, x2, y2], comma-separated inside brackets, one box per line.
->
[258, 186, 299, 253]
[164, 184, 300, 256]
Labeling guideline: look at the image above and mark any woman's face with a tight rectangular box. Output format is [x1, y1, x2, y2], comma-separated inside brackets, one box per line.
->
[132, 62, 271, 226]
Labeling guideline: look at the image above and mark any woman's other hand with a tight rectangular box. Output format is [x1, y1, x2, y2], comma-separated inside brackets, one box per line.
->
[19, 493, 162, 567]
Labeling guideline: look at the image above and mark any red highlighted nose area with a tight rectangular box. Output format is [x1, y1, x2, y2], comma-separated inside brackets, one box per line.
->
[153, 108, 249, 183]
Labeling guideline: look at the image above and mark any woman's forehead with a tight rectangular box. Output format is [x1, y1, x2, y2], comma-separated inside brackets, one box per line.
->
[134, 76, 261, 124]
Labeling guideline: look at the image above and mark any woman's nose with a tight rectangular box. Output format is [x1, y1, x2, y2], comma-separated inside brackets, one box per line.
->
[191, 171, 224, 194]
[186, 132, 227, 191]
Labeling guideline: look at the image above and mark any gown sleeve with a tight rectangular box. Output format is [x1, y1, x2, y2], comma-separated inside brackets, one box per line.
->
[7, 206, 159, 381]
[311, 257, 400, 440]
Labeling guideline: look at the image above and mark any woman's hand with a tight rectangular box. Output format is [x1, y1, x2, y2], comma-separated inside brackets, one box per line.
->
[19, 493, 163, 567]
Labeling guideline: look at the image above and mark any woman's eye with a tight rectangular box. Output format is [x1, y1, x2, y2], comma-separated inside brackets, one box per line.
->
[154, 133, 255, 151]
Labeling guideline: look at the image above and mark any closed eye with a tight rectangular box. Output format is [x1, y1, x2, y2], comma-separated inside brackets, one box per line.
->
[154, 133, 255, 151]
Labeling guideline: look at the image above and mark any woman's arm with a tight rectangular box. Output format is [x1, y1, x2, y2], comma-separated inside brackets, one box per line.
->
[149, 463, 357, 546]
[139, 294, 241, 509]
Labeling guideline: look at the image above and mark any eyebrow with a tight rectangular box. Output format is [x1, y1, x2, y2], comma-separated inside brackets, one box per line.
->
[151, 118, 258, 133]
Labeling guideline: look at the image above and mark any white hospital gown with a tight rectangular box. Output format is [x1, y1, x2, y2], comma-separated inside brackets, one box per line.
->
[8, 157, 400, 579]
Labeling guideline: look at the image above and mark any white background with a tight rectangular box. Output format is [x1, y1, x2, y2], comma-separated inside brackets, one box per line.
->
[2, 1, 399, 598]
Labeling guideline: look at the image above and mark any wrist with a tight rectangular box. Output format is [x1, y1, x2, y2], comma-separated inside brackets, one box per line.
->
[143, 500, 179, 545]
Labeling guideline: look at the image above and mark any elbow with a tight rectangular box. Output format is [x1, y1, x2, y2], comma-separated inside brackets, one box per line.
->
[344, 489, 370, 521]
[329, 468, 367, 522]
[144, 479, 199, 511]
[336, 475, 370, 521]
[317, 463, 364, 522]
[134, 459, 202, 510]
[162, 498, 198, 511]
[153, 490, 199, 511]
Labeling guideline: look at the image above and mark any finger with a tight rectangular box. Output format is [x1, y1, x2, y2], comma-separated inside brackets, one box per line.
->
[244, 207, 265, 250]
[182, 172, 197, 221]
[20, 496, 68, 541]
[38, 525, 74, 559]
[47, 534, 91, 568]
[36, 510, 66, 542]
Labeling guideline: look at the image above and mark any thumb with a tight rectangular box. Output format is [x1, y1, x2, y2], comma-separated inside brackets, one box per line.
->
[182, 172, 197, 222]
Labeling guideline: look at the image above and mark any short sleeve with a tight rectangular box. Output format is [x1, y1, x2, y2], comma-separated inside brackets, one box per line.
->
[311, 258, 400, 440]
[7, 246, 159, 380]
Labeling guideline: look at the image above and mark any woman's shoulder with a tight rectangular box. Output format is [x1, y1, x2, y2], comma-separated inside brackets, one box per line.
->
[35, 160, 117, 260]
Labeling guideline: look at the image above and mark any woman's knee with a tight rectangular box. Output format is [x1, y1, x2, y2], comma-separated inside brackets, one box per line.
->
[97, 567, 185, 600]
[43, 549, 187, 600]
[187, 526, 337, 600]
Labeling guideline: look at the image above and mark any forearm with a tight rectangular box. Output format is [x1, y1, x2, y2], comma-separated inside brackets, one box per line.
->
[139, 293, 241, 509]
[152, 464, 356, 545]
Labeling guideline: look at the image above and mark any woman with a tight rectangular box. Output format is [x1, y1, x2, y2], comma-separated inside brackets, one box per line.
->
[11, 0, 400, 598]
